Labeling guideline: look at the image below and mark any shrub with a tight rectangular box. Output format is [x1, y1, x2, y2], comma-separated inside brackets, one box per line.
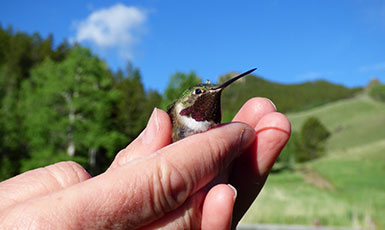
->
[295, 116, 331, 162]
[369, 84, 385, 102]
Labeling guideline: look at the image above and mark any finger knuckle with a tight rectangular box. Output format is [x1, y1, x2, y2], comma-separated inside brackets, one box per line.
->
[149, 155, 190, 216]
[45, 161, 90, 188]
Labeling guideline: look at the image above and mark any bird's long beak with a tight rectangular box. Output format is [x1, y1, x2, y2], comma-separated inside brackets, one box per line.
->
[213, 68, 257, 90]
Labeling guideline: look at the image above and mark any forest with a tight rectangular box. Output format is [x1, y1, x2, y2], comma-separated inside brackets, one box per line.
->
[0, 25, 362, 180]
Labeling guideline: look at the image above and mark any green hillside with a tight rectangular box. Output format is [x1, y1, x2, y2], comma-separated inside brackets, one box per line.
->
[241, 95, 385, 229]
[289, 94, 385, 152]
[220, 73, 361, 121]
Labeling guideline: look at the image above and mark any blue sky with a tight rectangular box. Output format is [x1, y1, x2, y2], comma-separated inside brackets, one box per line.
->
[1, 0, 385, 92]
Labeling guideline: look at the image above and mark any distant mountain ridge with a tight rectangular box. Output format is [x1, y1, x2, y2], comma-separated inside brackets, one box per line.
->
[219, 73, 361, 119]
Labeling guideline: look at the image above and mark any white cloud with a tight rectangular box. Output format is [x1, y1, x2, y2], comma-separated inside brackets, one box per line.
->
[296, 71, 325, 81]
[359, 61, 385, 72]
[74, 4, 146, 59]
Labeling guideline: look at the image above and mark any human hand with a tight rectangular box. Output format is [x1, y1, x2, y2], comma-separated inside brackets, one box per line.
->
[0, 97, 290, 229]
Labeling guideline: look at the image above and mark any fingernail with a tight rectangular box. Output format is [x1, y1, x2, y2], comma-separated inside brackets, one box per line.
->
[266, 98, 277, 111]
[143, 108, 160, 144]
[228, 184, 237, 201]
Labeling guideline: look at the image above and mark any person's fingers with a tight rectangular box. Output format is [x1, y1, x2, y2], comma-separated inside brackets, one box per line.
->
[232, 97, 277, 127]
[139, 188, 207, 229]
[253, 112, 291, 175]
[201, 184, 237, 229]
[118, 98, 277, 229]
[0, 161, 90, 211]
[230, 112, 291, 229]
[1, 122, 256, 229]
[140, 184, 237, 230]
[108, 108, 172, 169]
[229, 97, 284, 229]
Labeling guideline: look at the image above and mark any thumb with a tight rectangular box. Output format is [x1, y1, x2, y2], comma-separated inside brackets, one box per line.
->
[109, 108, 172, 169]
[1, 123, 255, 229]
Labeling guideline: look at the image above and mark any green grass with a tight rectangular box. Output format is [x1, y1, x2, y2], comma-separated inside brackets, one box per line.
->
[241, 95, 385, 229]
[288, 94, 385, 151]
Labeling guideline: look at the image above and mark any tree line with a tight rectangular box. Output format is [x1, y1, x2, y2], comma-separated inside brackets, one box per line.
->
[0, 25, 161, 178]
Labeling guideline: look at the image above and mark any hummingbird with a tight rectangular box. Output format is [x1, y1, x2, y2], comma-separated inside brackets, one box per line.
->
[167, 68, 256, 142]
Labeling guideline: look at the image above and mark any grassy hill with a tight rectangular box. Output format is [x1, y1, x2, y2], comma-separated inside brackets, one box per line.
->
[289, 95, 385, 152]
[241, 95, 385, 229]
[220, 73, 361, 122]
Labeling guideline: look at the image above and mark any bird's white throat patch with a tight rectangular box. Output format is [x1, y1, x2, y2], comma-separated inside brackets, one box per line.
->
[176, 103, 213, 132]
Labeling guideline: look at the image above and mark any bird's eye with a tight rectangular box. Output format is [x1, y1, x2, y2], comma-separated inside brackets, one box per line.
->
[194, 89, 202, 95]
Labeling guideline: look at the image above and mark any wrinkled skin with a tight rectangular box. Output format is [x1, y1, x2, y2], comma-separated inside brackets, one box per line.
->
[0, 97, 290, 229]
